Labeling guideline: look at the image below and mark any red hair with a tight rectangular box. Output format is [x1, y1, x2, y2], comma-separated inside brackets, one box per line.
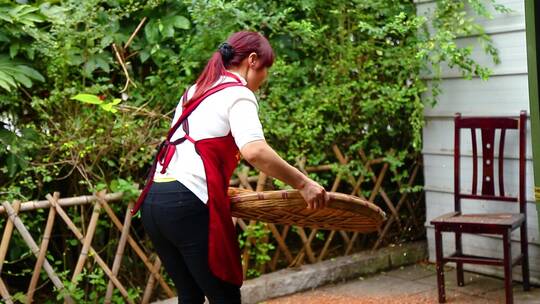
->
[187, 31, 275, 105]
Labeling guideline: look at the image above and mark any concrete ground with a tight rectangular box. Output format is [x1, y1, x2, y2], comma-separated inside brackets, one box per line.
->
[264, 263, 540, 304]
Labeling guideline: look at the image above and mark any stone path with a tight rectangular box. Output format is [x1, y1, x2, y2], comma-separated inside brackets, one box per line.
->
[264, 263, 540, 304]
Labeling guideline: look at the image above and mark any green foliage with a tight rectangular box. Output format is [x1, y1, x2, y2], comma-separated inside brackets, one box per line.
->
[0, 3, 45, 91]
[239, 222, 275, 278]
[0, 55, 44, 91]
[54, 268, 140, 304]
[71, 93, 122, 113]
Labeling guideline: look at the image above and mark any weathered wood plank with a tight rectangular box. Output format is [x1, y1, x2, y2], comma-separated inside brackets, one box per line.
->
[422, 117, 533, 159]
[423, 154, 535, 201]
[424, 31, 527, 79]
[416, 0, 525, 37]
[423, 75, 530, 117]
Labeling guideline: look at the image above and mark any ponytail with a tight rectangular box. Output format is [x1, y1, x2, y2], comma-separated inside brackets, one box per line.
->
[187, 31, 275, 106]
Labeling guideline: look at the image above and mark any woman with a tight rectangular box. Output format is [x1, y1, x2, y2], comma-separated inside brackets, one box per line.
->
[135, 31, 329, 304]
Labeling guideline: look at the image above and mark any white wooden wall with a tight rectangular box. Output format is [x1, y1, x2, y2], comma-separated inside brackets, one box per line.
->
[417, 0, 540, 284]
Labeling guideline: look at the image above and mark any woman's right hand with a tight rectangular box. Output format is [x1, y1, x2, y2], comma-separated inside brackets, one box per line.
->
[240, 140, 330, 209]
[298, 178, 329, 209]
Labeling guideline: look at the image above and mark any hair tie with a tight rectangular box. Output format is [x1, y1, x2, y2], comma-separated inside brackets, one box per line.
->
[218, 42, 235, 63]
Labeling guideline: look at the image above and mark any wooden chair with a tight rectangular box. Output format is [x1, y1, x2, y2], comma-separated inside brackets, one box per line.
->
[430, 111, 530, 304]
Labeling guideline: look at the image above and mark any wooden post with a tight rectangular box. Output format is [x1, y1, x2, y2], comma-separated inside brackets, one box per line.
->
[239, 169, 256, 278]
[525, 0, 540, 243]
[141, 257, 162, 304]
[317, 230, 336, 262]
[269, 225, 291, 271]
[71, 194, 102, 282]
[267, 224, 293, 264]
[0, 278, 13, 304]
[104, 201, 133, 304]
[27, 194, 58, 303]
[0, 201, 20, 274]
[295, 227, 316, 263]
[255, 173, 269, 274]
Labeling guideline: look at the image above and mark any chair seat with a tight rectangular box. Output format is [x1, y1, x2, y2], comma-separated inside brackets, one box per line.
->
[431, 212, 525, 230]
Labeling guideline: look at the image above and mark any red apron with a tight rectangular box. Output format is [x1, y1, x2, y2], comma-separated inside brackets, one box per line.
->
[132, 73, 245, 286]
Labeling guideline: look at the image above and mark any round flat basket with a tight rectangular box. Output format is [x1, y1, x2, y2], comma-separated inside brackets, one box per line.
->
[229, 188, 386, 233]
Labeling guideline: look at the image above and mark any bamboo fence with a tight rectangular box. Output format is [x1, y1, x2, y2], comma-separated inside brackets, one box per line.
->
[0, 145, 423, 303]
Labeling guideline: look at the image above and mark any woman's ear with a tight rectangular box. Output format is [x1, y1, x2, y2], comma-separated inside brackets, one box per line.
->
[248, 52, 258, 68]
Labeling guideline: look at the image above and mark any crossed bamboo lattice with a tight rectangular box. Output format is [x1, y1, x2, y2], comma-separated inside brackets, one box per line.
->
[0, 145, 421, 302]
[0, 192, 174, 304]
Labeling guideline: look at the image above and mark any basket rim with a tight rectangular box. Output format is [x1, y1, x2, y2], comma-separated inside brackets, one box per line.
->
[230, 189, 387, 220]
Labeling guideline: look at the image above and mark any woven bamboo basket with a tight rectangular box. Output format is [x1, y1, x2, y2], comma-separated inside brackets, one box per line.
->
[228, 188, 386, 233]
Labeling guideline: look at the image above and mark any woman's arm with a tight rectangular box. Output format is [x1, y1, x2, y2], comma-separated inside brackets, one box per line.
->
[240, 140, 329, 209]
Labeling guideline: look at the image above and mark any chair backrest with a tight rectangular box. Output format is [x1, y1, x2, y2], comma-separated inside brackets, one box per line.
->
[454, 111, 527, 214]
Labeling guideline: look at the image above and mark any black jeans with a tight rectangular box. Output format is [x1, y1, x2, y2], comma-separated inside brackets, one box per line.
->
[141, 181, 241, 304]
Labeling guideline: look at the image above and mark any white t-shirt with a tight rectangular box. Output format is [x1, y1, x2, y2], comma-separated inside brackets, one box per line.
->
[153, 72, 265, 203]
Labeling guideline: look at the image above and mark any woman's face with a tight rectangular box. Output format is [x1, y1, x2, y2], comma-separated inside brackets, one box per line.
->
[246, 66, 268, 92]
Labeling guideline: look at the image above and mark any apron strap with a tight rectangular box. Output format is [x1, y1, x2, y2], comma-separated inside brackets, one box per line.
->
[166, 80, 243, 140]
[131, 78, 245, 215]
[181, 90, 190, 134]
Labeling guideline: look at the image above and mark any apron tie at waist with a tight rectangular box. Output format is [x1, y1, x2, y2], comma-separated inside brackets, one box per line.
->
[157, 134, 196, 174]
[157, 139, 183, 174]
[184, 134, 196, 143]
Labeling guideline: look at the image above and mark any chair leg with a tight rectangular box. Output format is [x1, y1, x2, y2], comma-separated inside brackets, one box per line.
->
[520, 223, 530, 291]
[435, 227, 446, 303]
[455, 232, 464, 287]
[503, 229, 513, 304]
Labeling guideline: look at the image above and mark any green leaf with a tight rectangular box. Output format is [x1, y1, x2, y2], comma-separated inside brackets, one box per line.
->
[15, 65, 45, 81]
[11, 72, 32, 88]
[71, 94, 102, 105]
[100, 102, 118, 113]
[110, 98, 122, 106]
[171, 16, 190, 29]
[139, 49, 150, 63]
[7, 154, 17, 177]
[83, 60, 97, 76]
[0, 128, 16, 145]
[144, 19, 160, 44]
[95, 54, 110, 73]
[0, 32, 9, 42]
[101, 35, 114, 49]
[0, 70, 16, 91]
[9, 43, 19, 58]
[20, 127, 39, 141]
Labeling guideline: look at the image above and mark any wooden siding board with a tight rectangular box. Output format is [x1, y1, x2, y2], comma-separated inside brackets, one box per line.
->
[423, 154, 535, 201]
[422, 117, 533, 159]
[423, 74, 530, 117]
[416, 0, 525, 37]
[425, 30, 528, 79]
